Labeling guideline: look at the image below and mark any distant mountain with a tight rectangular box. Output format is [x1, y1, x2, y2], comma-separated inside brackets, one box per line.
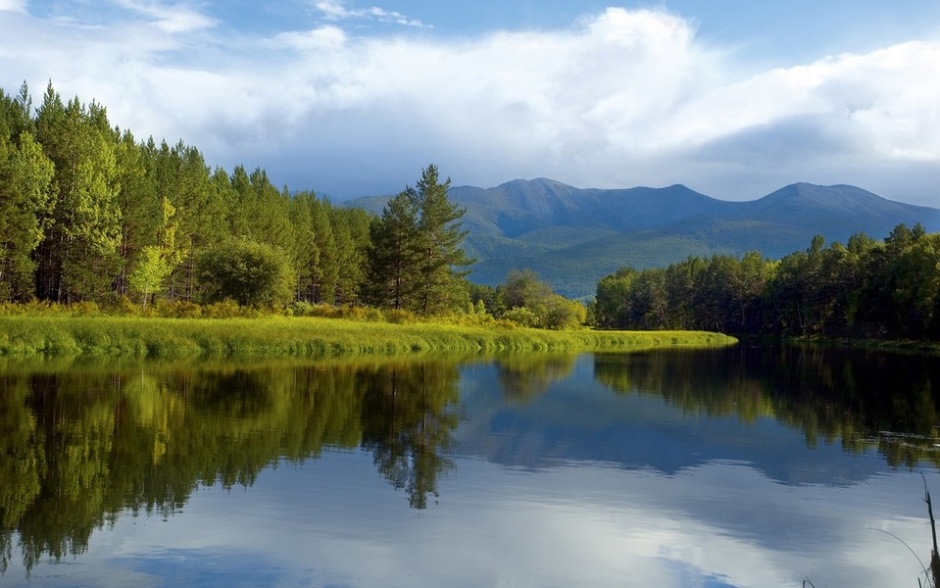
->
[347, 180, 940, 298]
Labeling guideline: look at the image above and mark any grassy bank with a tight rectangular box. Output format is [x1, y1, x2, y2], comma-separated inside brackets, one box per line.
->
[0, 314, 737, 359]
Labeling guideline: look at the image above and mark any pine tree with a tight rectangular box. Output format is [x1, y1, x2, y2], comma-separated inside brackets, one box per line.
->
[34, 86, 122, 302]
[365, 191, 421, 310]
[114, 131, 161, 297]
[411, 165, 473, 315]
[0, 132, 55, 300]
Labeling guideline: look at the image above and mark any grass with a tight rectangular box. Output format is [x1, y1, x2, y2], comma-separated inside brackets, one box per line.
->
[0, 314, 737, 359]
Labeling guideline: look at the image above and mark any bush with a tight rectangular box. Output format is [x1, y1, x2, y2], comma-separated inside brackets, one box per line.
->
[155, 299, 203, 318]
[384, 308, 416, 324]
[202, 299, 245, 319]
[197, 240, 295, 308]
[503, 306, 541, 328]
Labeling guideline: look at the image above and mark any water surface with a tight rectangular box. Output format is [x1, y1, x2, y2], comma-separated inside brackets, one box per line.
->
[1, 346, 939, 587]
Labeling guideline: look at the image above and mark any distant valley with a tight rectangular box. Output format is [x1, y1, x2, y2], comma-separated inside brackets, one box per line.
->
[347, 180, 940, 298]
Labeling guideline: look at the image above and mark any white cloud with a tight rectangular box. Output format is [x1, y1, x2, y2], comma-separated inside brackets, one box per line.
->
[270, 25, 347, 52]
[0, 0, 25, 13]
[0, 5, 938, 204]
[314, 0, 429, 28]
[114, 0, 216, 33]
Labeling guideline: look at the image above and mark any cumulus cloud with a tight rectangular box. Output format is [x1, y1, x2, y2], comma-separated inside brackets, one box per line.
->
[0, 5, 938, 205]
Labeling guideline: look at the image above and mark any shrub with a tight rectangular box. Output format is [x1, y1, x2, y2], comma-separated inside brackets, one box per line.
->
[155, 299, 203, 318]
[384, 308, 416, 324]
[503, 306, 541, 328]
[197, 240, 295, 308]
[202, 299, 244, 319]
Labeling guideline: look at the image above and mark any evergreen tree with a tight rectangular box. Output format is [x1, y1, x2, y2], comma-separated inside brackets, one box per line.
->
[365, 165, 473, 314]
[0, 82, 34, 141]
[34, 86, 122, 302]
[331, 207, 370, 305]
[0, 132, 55, 300]
[287, 191, 319, 302]
[310, 197, 339, 303]
[160, 141, 224, 300]
[114, 131, 162, 297]
[365, 191, 421, 310]
[412, 165, 473, 314]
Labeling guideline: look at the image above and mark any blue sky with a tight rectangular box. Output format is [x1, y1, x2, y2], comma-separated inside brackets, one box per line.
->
[1, 1, 939, 206]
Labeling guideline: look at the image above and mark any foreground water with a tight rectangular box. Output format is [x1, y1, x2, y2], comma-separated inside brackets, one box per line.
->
[2, 345, 940, 587]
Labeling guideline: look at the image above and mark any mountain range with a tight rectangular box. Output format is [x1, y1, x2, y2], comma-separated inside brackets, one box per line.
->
[347, 180, 940, 298]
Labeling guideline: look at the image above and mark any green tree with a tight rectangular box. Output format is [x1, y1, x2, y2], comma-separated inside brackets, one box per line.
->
[196, 240, 295, 308]
[288, 191, 320, 302]
[331, 207, 371, 305]
[310, 197, 339, 303]
[159, 141, 225, 300]
[34, 86, 122, 302]
[127, 246, 172, 310]
[594, 267, 637, 329]
[412, 165, 474, 314]
[500, 269, 585, 329]
[0, 132, 55, 300]
[365, 191, 422, 310]
[114, 132, 163, 297]
[126, 197, 177, 310]
[0, 82, 34, 142]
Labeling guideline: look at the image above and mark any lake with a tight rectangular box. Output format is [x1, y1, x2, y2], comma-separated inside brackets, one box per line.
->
[1, 345, 940, 587]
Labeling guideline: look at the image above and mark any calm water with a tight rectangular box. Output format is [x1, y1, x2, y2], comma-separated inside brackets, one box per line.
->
[2, 345, 940, 587]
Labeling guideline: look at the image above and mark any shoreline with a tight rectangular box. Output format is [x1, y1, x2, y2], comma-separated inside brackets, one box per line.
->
[0, 314, 738, 359]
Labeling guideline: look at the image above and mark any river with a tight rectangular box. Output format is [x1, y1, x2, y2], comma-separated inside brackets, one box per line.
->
[1, 344, 939, 587]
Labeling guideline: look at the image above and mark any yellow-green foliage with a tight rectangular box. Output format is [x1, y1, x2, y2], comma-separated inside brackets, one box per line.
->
[0, 313, 736, 359]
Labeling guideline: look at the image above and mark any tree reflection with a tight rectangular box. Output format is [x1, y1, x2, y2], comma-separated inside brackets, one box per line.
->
[494, 354, 577, 403]
[0, 357, 462, 573]
[359, 363, 460, 509]
[593, 345, 940, 467]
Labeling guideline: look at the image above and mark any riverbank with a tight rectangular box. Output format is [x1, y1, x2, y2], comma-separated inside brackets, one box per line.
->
[0, 315, 737, 358]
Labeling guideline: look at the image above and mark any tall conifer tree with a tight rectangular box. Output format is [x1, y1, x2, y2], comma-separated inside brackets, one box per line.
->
[412, 165, 473, 314]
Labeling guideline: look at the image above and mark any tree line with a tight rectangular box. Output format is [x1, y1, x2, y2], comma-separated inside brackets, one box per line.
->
[0, 82, 479, 314]
[8, 81, 934, 339]
[594, 224, 940, 340]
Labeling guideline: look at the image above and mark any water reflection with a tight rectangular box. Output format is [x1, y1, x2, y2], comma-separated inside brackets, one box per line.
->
[0, 358, 464, 573]
[0, 346, 938, 584]
[359, 364, 460, 509]
[494, 354, 577, 402]
[594, 345, 940, 468]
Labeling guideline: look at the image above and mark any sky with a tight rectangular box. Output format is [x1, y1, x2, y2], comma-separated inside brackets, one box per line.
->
[1, 1, 939, 206]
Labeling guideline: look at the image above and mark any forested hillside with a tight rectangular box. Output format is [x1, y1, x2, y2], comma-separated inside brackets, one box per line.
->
[350, 179, 940, 297]
[0, 83, 474, 314]
[594, 225, 940, 341]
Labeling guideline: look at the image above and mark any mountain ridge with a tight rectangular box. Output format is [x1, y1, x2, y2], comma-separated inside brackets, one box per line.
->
[346, 180, 940, 297]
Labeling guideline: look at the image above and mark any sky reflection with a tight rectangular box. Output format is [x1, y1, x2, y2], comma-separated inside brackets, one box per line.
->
[3, 350, 939, 587]
[10, 442, 937, 587]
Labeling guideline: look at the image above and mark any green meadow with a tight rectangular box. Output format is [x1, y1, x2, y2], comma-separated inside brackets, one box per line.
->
[0, 314, 737, 359]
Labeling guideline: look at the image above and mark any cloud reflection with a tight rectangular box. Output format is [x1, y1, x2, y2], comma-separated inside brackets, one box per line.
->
[30, 454, 932, 588]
